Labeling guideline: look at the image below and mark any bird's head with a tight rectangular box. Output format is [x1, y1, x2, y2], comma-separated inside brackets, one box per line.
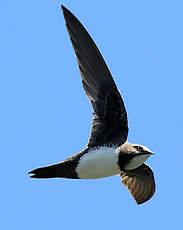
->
[117, 142, 154, 170]
[132, 144, 154, 156]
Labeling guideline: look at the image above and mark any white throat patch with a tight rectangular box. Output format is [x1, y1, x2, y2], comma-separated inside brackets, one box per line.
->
[125, 154, 150, 170]
[76, 146, 121, 179]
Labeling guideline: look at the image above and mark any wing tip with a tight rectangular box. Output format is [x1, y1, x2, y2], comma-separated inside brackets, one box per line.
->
[61, 5, 66, 11]
[61, 5, 73, 19]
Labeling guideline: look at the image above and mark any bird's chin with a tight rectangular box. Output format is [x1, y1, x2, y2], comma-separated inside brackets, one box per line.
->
[124, 154, 150, 170]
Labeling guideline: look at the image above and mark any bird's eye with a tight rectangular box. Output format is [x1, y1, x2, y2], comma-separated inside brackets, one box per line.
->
[134, 146, 144, 151]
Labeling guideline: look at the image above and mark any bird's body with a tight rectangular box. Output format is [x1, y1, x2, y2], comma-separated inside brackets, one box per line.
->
[29, 5, 156, 205]
[76, 144, 151, 178]
[76, 146, 120, 179]
[30, 142, 152, 179]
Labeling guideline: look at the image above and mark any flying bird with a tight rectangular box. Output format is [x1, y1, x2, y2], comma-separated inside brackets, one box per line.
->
[29, 5, 155, 205]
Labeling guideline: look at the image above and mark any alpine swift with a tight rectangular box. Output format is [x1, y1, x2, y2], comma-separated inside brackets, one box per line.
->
[29, 5, 155, 205]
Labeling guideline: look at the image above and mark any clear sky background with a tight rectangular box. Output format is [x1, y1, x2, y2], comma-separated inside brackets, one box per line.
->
[1, 0, 183, 229]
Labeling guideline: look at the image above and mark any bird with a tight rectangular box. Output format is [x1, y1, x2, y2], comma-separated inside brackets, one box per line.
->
[29, 5, 155, 205]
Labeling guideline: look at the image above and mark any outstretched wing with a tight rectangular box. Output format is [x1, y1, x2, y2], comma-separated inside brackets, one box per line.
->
[62, 6, 128, 148]
[121, 163, 155, 205]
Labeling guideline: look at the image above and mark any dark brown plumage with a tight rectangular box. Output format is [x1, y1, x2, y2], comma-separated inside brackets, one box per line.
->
[62, 5, 128, 148]
[28, 5, 155, 205]
[121, 163, 155, 204]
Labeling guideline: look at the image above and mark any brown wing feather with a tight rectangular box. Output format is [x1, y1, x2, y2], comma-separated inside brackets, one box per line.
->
[62, 6, 128, 148]
[121, 163, 155, 205]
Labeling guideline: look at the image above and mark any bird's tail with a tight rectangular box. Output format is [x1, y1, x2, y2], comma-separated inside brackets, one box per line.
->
[28, 161, 78, 179]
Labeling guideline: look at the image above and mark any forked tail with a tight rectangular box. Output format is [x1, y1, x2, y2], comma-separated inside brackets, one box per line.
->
[28, 161, 78, 179]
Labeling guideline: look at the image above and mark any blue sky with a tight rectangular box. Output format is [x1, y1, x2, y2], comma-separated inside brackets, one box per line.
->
[1, 0, 183, 229]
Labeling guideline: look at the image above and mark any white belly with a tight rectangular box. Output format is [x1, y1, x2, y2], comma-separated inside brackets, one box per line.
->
[76, 147, 121, 179]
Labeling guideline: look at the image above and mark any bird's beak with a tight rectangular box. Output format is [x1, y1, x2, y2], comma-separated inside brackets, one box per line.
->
[148, 151, 154, 155]
[142, 150, 154, 155]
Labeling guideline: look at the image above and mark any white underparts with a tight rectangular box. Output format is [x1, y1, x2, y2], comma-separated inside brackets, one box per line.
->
[76, 147, 121, 179]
